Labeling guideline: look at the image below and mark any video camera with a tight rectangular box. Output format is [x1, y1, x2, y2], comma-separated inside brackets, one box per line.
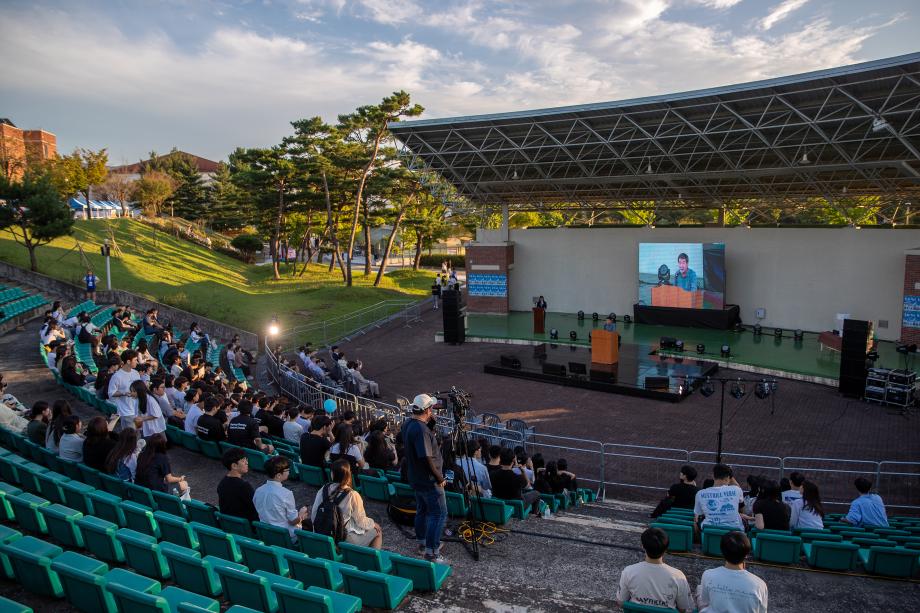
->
[433, 386, 472, 422]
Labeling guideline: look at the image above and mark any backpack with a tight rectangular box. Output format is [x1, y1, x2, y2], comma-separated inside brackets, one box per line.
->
[312, 484, 350, 543]
[114, 459, 133, 482]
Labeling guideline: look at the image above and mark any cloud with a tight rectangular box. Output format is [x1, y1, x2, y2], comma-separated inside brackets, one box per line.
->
[689, 0, 744, 8]
[354, 0, 421, 25]
[759, 0, 809, 31]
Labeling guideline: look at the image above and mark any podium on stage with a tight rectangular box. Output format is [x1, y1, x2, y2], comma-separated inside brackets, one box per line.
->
[651, 285, 704, 309]
[533, 307, 545, 334]
[591, 329, 619, 365]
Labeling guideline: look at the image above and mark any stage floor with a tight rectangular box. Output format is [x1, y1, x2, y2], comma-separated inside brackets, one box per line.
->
[483, 342, 718, 402]
[466, 311, 903, 382]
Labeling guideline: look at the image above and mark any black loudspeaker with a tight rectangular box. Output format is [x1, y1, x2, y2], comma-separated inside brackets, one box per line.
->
[645, 376, 670, 390]
[590, 369, 615, 383]
[838, 319, 869, 397]
[660, 337, 677, 349]
[542, 362, 566, 377]
[500, 354, 521, 369]
[442, 290, 461, 317]
[568, 362, 587, 376]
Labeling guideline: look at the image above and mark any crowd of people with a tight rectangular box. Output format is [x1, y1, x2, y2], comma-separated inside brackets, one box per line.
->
[275, 343, 381, 399]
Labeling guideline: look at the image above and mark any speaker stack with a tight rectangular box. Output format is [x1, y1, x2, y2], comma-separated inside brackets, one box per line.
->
[839, 319, 870, 397]
[442, 289, 465, 345]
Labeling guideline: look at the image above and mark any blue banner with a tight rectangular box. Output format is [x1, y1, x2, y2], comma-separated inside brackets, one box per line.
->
[468, 273, 507, 297]
[904, 295, 920, 329]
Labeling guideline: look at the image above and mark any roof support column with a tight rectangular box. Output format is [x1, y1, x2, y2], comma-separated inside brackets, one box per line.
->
[501, 203, 510, 242]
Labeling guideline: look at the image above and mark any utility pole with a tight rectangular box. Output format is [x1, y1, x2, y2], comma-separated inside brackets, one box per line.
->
[101, 241, 112, 290]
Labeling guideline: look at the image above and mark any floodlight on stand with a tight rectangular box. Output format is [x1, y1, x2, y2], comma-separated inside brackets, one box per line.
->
[774, 328, 783, 339]
[730, 379, 746, 399]
[577, 311, 584, 321]
[623, 314, 631, 324]
[268, 315, 280, 337]
[549, 328, 559, 340]
[794, 329, 804, 341]
[754, 379, 771, 400]
[592, 312, 599, 321]
[753, 324, 762, 336]
[569, 330, 577, 341]
[720, 344, 730, 358]
[609, 313, 617, 322]
[696, 343, 705, 354]
[675, 340, 684, 352]
[734, 323, 745, 333]
[700, 378, 715, 397]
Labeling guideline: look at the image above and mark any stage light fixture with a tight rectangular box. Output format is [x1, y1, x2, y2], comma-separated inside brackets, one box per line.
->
[569, 330, 577, 341]
[720, 345, 730, 358]
[549, 329, 559, 340]
[753, 324, 762, 336]
[592, 312, 599, 321]
[623, 314, 631, 324]
[696, 343, 705, 354]
[675, 340, 684, 352]
[609, 313, 617, 322]
[577, 311, 584, 321]
[734, 323, 745, 333]
[754, 380, 771, 400]
[794, 329, 804, 341]
[700, 378, 715, 397]
[774, 328, 783, 339]
[730, 380, 746, 399]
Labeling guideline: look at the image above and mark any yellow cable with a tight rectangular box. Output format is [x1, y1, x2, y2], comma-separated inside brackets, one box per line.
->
[456, 520, 509, 546]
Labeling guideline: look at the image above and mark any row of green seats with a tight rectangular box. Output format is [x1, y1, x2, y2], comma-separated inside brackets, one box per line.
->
[0, 287, 26, 305]
[65, 300, 97, 319]
[1, 294, 48, 323]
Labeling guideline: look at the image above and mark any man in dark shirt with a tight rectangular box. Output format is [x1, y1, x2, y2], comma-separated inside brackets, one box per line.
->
[196, 397, 226, 442]
[228, 400, 272, 452]
[669, 465, 699, 510]
[298, 415, 332, 467]
[491, 448, 541, 514]
[26, 402, 50, 445]
[255, 397, 284, 438]
[216, 448, 258, 522]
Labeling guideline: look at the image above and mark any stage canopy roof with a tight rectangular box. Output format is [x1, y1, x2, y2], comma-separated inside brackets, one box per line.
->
[390, 53, 920, 219]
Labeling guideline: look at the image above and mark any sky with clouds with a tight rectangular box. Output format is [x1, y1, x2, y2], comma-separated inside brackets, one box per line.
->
[0, 0, 916, 164]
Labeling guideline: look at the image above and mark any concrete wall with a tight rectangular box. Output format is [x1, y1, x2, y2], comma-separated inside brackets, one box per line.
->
[475, 227, 920, 341]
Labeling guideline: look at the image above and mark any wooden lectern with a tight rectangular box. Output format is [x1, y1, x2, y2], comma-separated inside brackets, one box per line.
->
[651, 285, 704, 309]
[591, 329, 619, 365]
[532, 307, 545, 334]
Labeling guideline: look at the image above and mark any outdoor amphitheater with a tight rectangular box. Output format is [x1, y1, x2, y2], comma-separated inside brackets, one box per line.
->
[1, 46, 920, 613]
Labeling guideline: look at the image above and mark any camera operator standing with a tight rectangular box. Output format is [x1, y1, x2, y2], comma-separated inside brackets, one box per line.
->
[402, 393, 448, 563]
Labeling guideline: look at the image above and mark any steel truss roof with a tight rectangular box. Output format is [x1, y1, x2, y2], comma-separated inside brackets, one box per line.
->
[390, 53, 920, 217]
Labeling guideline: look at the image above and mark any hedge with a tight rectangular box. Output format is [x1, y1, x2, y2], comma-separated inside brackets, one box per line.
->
[419, 254, 465, 268]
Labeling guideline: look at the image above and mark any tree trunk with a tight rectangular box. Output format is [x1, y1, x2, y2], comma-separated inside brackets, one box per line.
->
[413, 229, 423, 270]
[345, 133, 384, 286]
[272, 182, 285, 280]
[362, 195, 372, 277]
[27, 243, 37, 272]
[374, 206, 405, 286]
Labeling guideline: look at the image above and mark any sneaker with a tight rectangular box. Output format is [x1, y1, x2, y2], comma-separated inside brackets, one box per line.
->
[418, 543, 443, 556]
[424, 553, 448, 564]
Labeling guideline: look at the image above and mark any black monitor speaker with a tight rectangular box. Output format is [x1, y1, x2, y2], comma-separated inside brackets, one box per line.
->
[542, 362, 566, 377]
[645, 376, 670, 390]
[660, 337, 677, 349]
[500, 354, 522, 369]
[568, 362, 587, 376]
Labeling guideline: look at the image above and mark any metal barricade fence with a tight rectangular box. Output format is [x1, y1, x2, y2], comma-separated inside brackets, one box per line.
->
[603, 443, 690, 497]
[876, 461, 920, 511]
[688, 451, 783, 482]
[525, 433, 606, 499]
[782, 457, 880, 510]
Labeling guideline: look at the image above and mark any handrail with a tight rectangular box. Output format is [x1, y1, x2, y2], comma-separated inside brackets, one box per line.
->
[276, 298, 428, 344]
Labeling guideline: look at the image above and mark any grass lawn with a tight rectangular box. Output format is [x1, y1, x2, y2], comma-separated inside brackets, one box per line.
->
[0, 219, 431, 335]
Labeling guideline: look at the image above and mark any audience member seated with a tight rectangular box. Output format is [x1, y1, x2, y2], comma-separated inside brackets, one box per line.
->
[653, 465, 699, 518]
[347, 360, 380, 398]
[299, 414, 333, 468]
[136, 433, 189, 497]
[617, 527, 693, 612]
[743, 475, 762, 512]
[182, 387, 203, 433]
[135, 338, 155, 366]
[105, 428, 145, 481]
[457, 439, 491, 497]
[694, 463, 749, 531]
[282, 407, 304, 442]
[491, 448, 540, 514]
[45, 399, 73, 453]
[227, 400, 274, 453]
[752, 480, 789, 531]
[25, 401, 50, 445]
[330, 424, 369, 471]
[82, 415, 119, 470]
[60, 355, 90, 386]
[108, 350, 140, 431]
[543, 460, 578, 497]
[95, 358, 120, 399]
[486, 445, 502, 478]
[76, 313, 102, 355]
[195, 395, 226, 441]
[217, 448, 259, 523]
[188, 321, 216, 350]
[365, 429, 399, 470]
[789, 481, 825, 530]
[254, 456, 310, 541]
[781, 471, 805, 506]
[311, 459, 383, 549]
[41, 319, 68, 350]
[842, 477, 889, 528]
[697, 532, 768, 613]
[58, 415, 85, 462]
[255, 397, 285, 437]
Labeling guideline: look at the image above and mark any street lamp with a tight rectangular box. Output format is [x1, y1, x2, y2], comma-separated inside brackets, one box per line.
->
[267, 315, 280, 337]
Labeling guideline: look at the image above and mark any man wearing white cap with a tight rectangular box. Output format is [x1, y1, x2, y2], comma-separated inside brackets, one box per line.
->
[402, 393, 448, 563]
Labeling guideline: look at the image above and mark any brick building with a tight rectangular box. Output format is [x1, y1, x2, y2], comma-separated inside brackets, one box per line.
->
[0, 118, 57, 181]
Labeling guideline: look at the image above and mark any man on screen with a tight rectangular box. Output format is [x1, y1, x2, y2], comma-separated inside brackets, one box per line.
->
[673, 253, 697, 292]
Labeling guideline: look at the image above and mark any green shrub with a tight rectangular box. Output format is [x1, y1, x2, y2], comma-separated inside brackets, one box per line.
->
[419, 254, 464, 268]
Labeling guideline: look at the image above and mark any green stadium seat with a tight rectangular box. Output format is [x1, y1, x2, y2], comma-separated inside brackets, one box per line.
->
[39, 503, 85, 548]
[852, 537, 897, 549]
[389, 553, 451, 591]
[184, 500, 218, 527]
[294, 463, 327, 487]
[179, 431, 201, 454]
[116, 528, 172, 580]
[107, 582, 219, 613]
[280, 549, 355, 591]
[242, 448, 269, 473]
[99, 473, 127, 498]
[77, 515, 125, 563]
[163, 546, 245, 598]
[701, 526, 731, 557]
[77, 464, 104, 489]
[34, 470, 69, 504]
[445, 491, 468, 517]
[0, 535, 65, 598]
[294, 529, 342, 561]
[51, 550, 117, 613]
[650, 523, 693, 553]
[752, 533, 802, 564]
[623, 602, 679, 612]
[105, 566, 162, 594]
[873, 528, 911, 538]
[197, 440, 222, 460]
[191, 522, 243, 563]
[798, 531, 843, 544]
[0, 595, 32, 613]
[0, 483, 23, 521]
[802, 541, 860, 571]
[655, 516, 695, 527]
[56, 458, 83, 482]
[215, 565, 301, 613]
[217, 512, 255, 538]
[272, 583, 362, 613]
[154, 511, 199, 549]
[339, 567, 412, 610]
[356, 474, 392, 502]
[339, 542, 393, 573]
[151, 491, 187, 518]
[858, 546, 920, 577]
[8, 492, 51, 534]
[60, 480, 96, 515]
[88, 490, 127, 526]
[238, 539, 290, 576]
[0, 526, 22, 580]
[125, 482, 157, 509]
[469, 497, 513, 524]
[254, 521, 294, 549]
[539, 493, 560, 514]
[122, 500, 161, 538]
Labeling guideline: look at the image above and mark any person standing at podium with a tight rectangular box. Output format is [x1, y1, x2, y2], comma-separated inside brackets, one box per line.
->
[536, 296, 547, 309]
[603, 316, 617, 332]
[673, 253, 697, 292]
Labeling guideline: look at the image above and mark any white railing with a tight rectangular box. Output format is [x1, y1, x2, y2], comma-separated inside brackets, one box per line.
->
[276, 299, 428, 346]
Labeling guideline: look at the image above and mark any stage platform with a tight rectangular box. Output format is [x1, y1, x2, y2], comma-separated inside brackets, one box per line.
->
[484, 342, 718, 402]
[454, 311, 904, 385]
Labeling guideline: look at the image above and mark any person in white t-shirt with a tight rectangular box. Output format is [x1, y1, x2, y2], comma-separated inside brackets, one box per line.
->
[617, 526, 693, 612]
[282, 407, 304, 443]
[781, 471, 805, 506]
[789, 481, 825, 530]
[698, 531, 768, 613]
[107, 350, 141, 431]
[183, 387, 203, 434]
[694, 464, 750, 531]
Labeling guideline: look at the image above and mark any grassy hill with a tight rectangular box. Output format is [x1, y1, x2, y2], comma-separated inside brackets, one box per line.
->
[0, 219, 431, 334]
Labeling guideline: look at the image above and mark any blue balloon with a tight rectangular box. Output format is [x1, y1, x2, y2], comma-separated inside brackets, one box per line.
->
[323, 398, 337, 414]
